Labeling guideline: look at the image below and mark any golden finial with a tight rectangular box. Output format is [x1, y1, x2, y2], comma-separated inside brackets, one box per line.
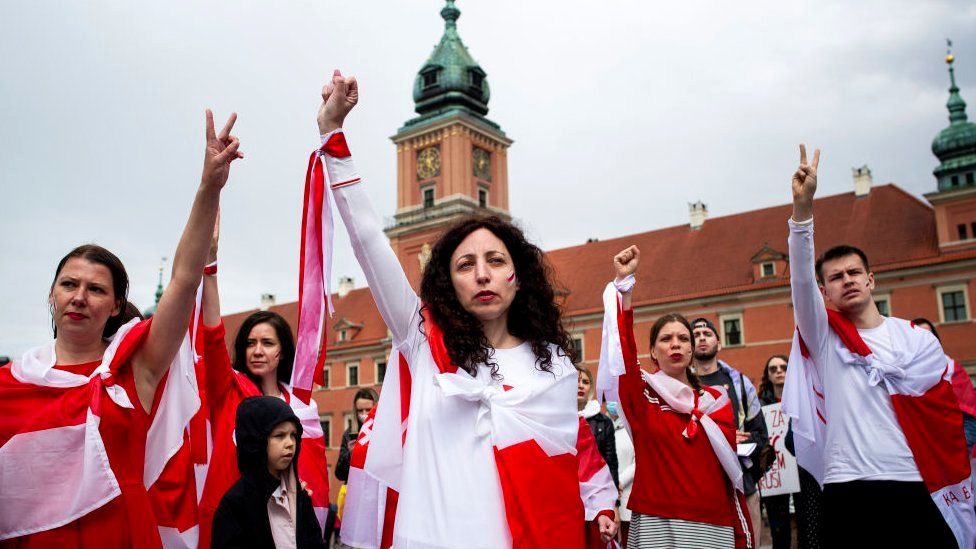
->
[946, 38, 954, 65]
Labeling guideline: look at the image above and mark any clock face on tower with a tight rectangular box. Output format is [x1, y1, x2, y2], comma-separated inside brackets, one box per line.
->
[416, 147, 441, 180]
[473, 147, 491, 181]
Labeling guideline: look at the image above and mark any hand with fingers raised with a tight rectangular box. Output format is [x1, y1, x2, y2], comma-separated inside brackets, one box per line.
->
[613, 245, 640, 285]
[791, 143, 820, 222]
[318, 69, 359, 135]
[202, 110, 244, 190]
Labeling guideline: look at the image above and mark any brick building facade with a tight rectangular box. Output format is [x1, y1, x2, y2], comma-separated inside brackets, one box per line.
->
[222, 2, 976, 499]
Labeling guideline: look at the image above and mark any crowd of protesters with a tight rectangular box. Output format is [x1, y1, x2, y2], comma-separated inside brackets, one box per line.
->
[1, 71, 973, 549]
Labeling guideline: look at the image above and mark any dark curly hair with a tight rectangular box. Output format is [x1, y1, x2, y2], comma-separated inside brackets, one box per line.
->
[231, 311, 296, 391]
[419, 215, 576, 378]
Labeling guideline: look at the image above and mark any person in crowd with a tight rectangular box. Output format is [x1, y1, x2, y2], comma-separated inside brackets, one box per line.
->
[196, 214, 330, 548]
[757, 355, 791, 549]
[0, 109, 241, 546]
[320, 70, 615, 547]
[913, 317, 976, 453]
[332, 388, 378, 548]
[691, 317, 768, 547]
[600, 245, 753, 548]
[334, 388, 378, 483]
[578, 366, 619, 487]
[212, 396, 327, 548]
[606, 400, 635, 547]
[782, 144, 973, 548]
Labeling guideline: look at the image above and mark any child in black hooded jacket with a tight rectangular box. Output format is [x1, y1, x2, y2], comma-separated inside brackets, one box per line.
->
[212, 396, 327, 548]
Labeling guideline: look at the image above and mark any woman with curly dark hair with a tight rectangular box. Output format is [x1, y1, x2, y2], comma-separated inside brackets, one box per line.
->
[317, 70, 615, 548]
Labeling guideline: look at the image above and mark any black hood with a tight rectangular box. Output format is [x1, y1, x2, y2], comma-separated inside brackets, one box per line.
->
[235, 396, 303, 483]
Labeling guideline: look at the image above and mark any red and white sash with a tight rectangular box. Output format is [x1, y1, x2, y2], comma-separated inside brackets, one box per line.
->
[341, 314, 584, 548]
[783, 310, 976, 548]
[596, 282, 743, 493]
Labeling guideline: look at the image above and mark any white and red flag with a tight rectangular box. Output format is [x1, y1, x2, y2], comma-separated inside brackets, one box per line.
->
[340, 312, 585, 548]
[0, 317, 199, 546]
[783, 309, 976, 548]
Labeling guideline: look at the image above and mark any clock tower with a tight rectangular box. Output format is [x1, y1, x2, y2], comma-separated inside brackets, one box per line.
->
[385, 0, 513, 286]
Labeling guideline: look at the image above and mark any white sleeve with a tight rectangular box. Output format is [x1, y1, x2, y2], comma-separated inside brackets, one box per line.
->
[787, 218, 829, 363]
[324, 133, 422, 351]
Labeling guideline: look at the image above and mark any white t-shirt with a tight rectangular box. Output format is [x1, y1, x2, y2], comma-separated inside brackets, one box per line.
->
[787, 218, 921, 485]
[822, 319, 922, 483]
[333, 170, 578, 548]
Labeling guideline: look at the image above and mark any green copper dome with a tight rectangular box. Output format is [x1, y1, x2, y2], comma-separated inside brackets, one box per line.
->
[412, 0, 490, 118]
[932, 54, 976, 191]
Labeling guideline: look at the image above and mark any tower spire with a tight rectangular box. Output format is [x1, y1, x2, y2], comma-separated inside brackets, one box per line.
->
[408, 0, 492, 125]
[945, 39, 968, 124]
[143, 256, 167, 318]
[441, 0, 460, 32]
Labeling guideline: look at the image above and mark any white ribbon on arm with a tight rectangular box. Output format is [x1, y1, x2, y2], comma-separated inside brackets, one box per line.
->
[643, 370, 744, 493]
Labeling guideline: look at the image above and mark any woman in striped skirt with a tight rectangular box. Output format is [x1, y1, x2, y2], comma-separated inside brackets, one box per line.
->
[600, 246, 754, 549]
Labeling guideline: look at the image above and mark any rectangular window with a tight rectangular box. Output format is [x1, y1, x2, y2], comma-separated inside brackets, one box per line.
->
[761, 262, 775, 277]
[376, 359, 388, 384]
[720, 314, 743, 347]
[972, 222, 976, 240]
[959, 224, 969, 241]
[423, 187, 434, 209]
[875, 296, 890, 317]
[570, 336, 584, 363]
[952, 175, 960, 187]
[968, 172, 975, 185]
[320, 415, 332, 448]
[423, 70, 438, 88]
[347, 361, 360, 387]
[478, 188, 488, 209]
[344, 412, 354, 433]
[322, 366, 331, 389]
[942, 290, 968, 322]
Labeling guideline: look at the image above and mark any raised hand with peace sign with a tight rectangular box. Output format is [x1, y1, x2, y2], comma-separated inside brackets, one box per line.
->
[202, 110, 244, 190]
[791, 143, 820, 222]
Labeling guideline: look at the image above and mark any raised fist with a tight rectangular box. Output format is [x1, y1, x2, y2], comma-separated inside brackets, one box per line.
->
[613, 245, 640, 281]
[318, 69, 359, 134]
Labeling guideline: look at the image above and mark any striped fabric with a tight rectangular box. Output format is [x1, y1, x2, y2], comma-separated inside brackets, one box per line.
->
[627, 512, 734, 549]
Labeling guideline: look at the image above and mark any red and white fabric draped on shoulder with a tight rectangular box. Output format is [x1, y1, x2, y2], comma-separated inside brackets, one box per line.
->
[0, 318, 200, 548]
[323, 129, 586, 548]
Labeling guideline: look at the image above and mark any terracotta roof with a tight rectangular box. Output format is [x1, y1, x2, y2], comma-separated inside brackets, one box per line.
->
[221, 287, 388, 351]
[224, 184, 945, 342]
[547, 184, 939, 315]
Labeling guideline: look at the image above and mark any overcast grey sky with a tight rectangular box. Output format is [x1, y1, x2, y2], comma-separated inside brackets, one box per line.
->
[2, 1, 974, 357]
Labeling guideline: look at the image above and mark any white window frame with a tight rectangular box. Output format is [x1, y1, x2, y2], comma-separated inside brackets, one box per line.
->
[571, 334, 585, 362]
[761, 261, 775, 277]
[320, 414, 333, 449]
[346, 361, 360, 387]
[719, 313, 745, 347]
[344, 412, 355, 434]
[937, 284, 971, 324]
[314, 365, 331, 390]
[375, 357, 388, 384]
[422, 185, 435, 209]
[478, 186, 489, 209]
[873, 293, 891, 317]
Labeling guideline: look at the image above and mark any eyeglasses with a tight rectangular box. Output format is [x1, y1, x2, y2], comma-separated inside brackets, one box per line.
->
[768, 364, 787, 373]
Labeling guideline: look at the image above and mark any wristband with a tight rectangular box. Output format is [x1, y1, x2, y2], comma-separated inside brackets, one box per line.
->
[613, 274, 636, 293]
[203, 262, 218, 276]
